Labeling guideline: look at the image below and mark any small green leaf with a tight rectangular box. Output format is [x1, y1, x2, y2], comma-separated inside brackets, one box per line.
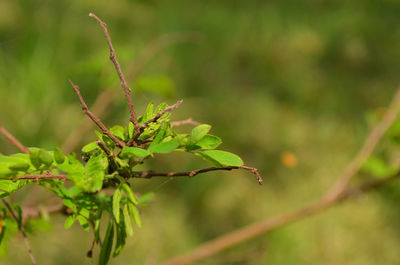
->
[53, 147, 65, 164]
[8, 162, 30, 172]
[189, 124, 211, 145]
[123, 205, 133, 237]
[148, 140, 179, 153]
[138, 192, 154, 204]
[38, 150, 53, 167]
[82, 142, 99, 153]
[201, 150, 243, 166]
[0, 163, 12, 178]
[77, 216, 90, 231]
[121, 183, 138, 205]
[64, 215, 76, 229]
[98, 221, 114, 265]
[113, 189, 122, 223]
[195, 135, 222, 150]
[143, 102, 154, 122]
[110, 125, 126, 140]
[120, 147, 150, 158]
[29, 149, 41, 169]
[113, 222, 127, 257]
[128, 122, 134, 139]
[128, 204, 141, 228]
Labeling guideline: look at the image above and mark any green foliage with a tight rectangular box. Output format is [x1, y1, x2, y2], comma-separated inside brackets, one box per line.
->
[0, 99, 246, 264]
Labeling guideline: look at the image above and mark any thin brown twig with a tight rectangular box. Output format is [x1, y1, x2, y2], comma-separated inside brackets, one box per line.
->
[2, 198, 37, 265]
[62, 90, 113, 153]
[13, 174, 67, 182]
[97, 140, 119, 171]
[0, 124, 29, 154]
[324, 87, 400, 201]
[160, 171, 400, 265]
[88, 13, 139, 131]
[62, 32, 198, 153]
[171, 118, 200, 127]
[130, 165, 263, 185]
[68, 79, 125, 147]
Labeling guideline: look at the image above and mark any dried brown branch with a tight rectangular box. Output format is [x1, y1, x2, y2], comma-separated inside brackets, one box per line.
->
[13, 174, 67, 182]
[161, 171, 400, 265]
[171, 118, 200, 127]
[324, 87, 400, 201]
[2, 198, 37, 265]
[160, 88, 400, 265]
[68, 79, 125, 147]
[0, 124, 29, 154]
[62, 32, 198, 153]
[130, 165, 263, 185]
[88, 13, 139, 131]
[62, 90, 113, 153]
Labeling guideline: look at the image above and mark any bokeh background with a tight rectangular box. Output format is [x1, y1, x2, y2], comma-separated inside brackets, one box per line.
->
[1, 0, 400, 264]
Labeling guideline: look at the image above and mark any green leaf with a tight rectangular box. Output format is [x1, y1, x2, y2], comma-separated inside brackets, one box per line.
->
[0, 180, 29, 198]
[77, 215, 90, 231]
[81, 155, 108, 192]
[123, 205, 133, 237]
[128, 122, 134, 139]
[196, 135, 222, 149]
[98, 221, 114, 265]
[110, 125, 126, 141]
[143, 102, 154, 122]
[8, 162, 29, 172]
[200, 150, 243, 166]
[113, 189, 122, 223]
[120, 147, 150, 159]
[0, 163, 12, 178]
[149, 128, 166, 147]
[189, 124, 211, 145]
[82, 142, 99, 153]
[148, 140, 179, 153]
[121, 183, 138, 205]
[64, 215, 76, 229]
[138, 192, 154, 204]
[128, 204, 141, 228]
[29, 149, 41, 169]
[113, 222, 127, 257]
[38, 150, 53, 167]
[53, 147, 65, 164]
[155, 102, 168, 114]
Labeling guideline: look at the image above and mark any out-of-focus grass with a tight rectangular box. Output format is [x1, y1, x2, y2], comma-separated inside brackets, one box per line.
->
[1, 0, 400, 264]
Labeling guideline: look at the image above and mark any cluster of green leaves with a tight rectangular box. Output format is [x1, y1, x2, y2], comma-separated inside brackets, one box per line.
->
[0, 101, 245, 264]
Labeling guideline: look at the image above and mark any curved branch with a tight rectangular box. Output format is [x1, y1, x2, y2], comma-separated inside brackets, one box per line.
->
[130, 165, 263, 185]
[160, 171, 400, 265]
[89, 13, 139, 131]
[0, 124, 29, 154]
[68, 80, 125, 148]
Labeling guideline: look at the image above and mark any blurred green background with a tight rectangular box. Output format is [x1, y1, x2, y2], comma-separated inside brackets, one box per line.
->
[1, 0, 400, 264]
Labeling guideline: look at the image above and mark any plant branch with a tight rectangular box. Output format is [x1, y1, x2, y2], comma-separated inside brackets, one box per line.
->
[68, 79, 125, 147]
[160, 88, 400, 265]
[130, 165, 263, 185]
[88, 13, 139, 131]
[0, 124, 29, 154]
[324, 87, 400, 201]
[171, 118, 200, 127]
[97, 140, 119, 171]
[13, 174, 67, 182]
[2, 198, 37, 265]
[160, 171, 400, 265]
[62, 90, 113, 153]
